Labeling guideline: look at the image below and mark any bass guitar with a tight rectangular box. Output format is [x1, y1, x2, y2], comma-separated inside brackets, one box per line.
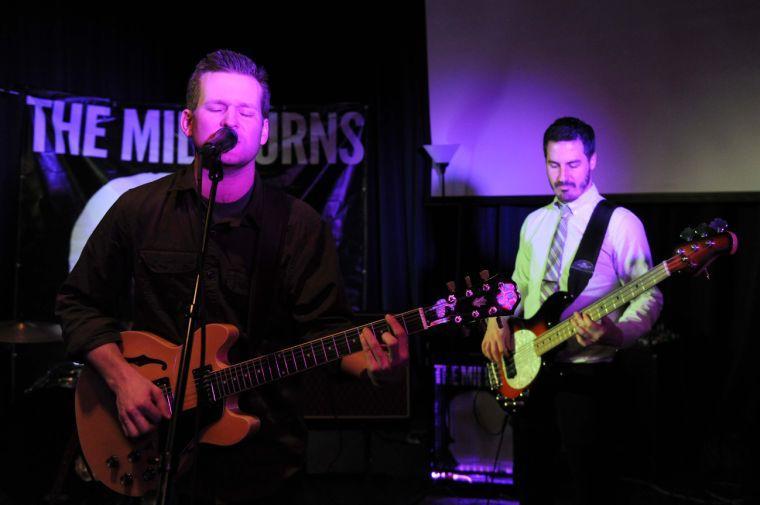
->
[486, 219, 738, 412]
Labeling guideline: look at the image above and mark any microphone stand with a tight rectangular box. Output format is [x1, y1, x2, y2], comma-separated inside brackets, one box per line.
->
[155, 150, 224, 505]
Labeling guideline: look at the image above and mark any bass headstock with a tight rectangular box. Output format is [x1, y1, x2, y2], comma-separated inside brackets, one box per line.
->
[424, 270, 520, 327]
[668, 218, 738, 276]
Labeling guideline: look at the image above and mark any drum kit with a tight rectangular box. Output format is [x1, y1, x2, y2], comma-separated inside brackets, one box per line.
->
[0, 130, 116, 505]
[0, 320, 63, 402]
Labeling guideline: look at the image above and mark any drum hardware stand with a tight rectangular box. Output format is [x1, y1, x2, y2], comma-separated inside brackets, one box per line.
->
[0, 93, 62, 406]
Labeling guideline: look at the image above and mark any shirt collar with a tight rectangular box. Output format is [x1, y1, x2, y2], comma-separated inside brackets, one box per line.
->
[552, 183, 603, 215]
[167, 164, 264, 229]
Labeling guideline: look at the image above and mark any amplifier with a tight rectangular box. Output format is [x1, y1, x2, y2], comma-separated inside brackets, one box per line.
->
[431, 354, 513, 486]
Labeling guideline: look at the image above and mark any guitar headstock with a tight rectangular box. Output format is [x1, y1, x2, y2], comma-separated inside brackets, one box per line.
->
[668, 218, 738, 276]
[424, 270, 520, 327]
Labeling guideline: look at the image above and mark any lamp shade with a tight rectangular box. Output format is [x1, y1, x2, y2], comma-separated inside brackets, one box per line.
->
[423, 144, 459, 165]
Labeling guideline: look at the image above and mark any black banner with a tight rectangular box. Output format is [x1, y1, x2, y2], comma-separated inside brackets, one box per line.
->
[14, 90, 367, 321]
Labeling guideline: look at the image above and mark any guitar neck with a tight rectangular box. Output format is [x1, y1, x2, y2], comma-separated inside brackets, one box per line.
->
[533, 261, 670, 356]
[204, 308, 428, 400]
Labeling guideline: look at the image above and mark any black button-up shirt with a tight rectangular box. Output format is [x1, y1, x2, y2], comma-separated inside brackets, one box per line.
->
[56, 164, 352, 500]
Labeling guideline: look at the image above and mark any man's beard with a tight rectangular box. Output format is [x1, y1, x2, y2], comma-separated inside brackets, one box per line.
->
[554, 170, 591, 198]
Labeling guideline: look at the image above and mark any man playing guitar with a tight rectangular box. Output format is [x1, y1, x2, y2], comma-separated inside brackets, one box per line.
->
[482, 117, 663, 505]
[56, 50, 408, 504]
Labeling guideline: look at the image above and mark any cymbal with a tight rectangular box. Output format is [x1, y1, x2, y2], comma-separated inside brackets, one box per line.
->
[0, 321, 63, 344]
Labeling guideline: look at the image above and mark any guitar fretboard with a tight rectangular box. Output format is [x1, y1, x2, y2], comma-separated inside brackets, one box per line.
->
[200, 308, 427, 401]
[533, 261, 670, 356]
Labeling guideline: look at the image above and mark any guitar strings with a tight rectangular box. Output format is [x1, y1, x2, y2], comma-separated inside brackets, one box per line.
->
[503, 261, 670, 363]
[174, 258, 677, 402]
[187, 308, 425, 401]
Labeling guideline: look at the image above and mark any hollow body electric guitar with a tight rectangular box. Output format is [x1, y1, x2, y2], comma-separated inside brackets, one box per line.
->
[75, 273, 520, 497]
[486, 220, 738, 413]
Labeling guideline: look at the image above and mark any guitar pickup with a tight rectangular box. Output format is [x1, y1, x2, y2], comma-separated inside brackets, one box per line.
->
[192, 365, 217, 404]
[503, 353, 517, 379]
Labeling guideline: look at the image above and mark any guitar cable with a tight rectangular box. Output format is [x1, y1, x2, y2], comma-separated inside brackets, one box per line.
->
[486, 413, 511, 505]
[471, 390, 508, 437]
[470, 390, 512, 505]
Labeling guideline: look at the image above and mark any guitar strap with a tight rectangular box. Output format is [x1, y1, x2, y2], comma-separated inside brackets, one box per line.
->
[566, 199, 616, 298]
[247, 182, 292, 341]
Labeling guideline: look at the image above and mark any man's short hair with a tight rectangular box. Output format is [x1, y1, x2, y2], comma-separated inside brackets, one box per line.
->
[543, 117, 595, 158]
[185, 49, 271, 117]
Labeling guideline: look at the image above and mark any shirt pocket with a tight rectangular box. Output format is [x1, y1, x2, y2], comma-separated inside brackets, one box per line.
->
[139, 250, 197, 274]
[223, 269, 250, 296]
[137, 250, 198, 315]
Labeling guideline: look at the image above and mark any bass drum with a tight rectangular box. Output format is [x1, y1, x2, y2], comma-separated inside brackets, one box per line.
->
[0, 362, 117, 505]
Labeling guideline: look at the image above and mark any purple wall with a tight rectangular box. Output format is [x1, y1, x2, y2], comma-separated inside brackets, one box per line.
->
[426, 0, 760, 196]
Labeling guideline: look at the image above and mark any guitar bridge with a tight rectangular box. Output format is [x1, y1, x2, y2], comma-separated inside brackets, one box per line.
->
[486, 357, 527, 414]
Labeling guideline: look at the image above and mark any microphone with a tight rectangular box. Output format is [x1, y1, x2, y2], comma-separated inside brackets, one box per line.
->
[199, 127, 238, 157]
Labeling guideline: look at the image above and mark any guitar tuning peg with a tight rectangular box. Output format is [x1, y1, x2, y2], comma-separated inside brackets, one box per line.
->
[446, 281, 457, 303]
[464, 275, 474, 296]
[696, 223, 711, 238]
[679, 226, 696, 242]
[709, 218, 728, 233]
[479, 269, 490, 281]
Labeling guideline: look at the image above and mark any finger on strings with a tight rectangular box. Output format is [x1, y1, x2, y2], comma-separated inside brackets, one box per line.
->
[380, 332, 398, 347]
[360, 328, 386, 366]
[495, 336, 504, 357]
[384, 314, 406, 337]
[151, 387, 171, 418]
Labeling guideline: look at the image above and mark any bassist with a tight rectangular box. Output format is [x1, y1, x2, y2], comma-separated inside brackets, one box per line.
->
[481, 117, 662, 505]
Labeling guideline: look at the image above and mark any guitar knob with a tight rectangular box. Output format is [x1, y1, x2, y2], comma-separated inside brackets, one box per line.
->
[149, 456, 160, 466]
[488, 306, 498, 316]
[120, 473, 134, 486]
[106, 456, 119, 469]
[471, 310, 480, 319]
[128, 450, 142, 462]
[143, 468, 157, 482]
[454, 316, 463, 324]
